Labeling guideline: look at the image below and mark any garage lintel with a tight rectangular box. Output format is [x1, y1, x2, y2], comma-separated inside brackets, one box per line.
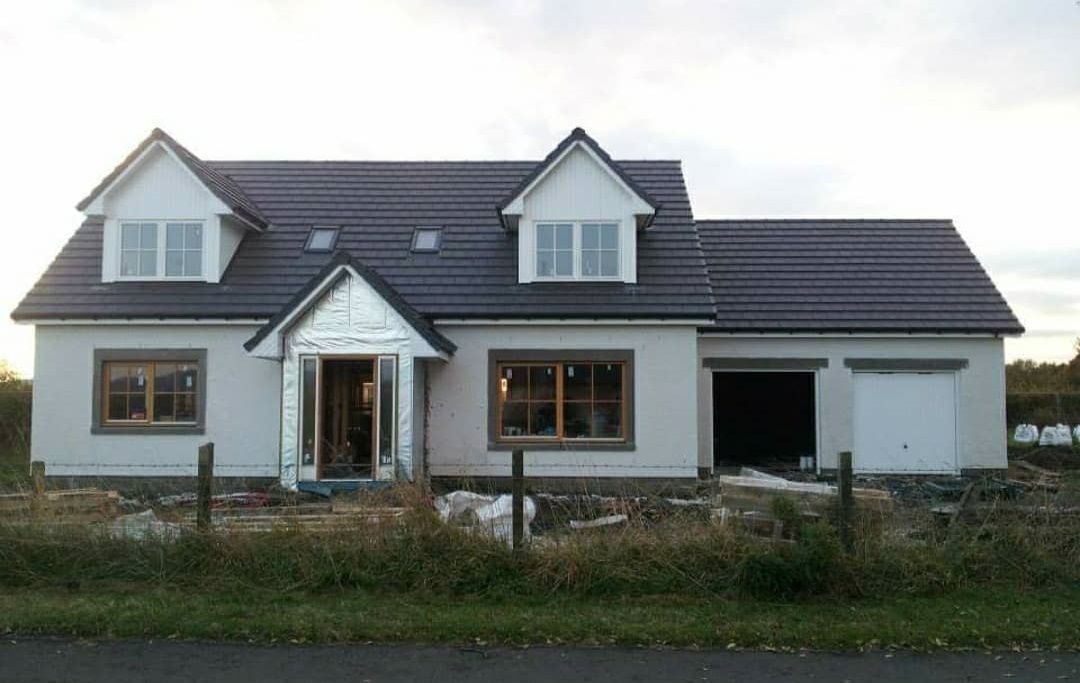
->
[844, 358, 968, 371]
[702, 357, 828, 370]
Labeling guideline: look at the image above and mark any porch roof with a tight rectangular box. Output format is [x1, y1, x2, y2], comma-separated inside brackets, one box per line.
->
[244, 250, 457, 357]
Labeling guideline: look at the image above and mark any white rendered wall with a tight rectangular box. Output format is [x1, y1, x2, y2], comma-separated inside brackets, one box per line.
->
[426, 324, 699, 478]
[217, 216, 247, 280]
[696, 336, 1008, 473]
[516, 146, 639, 283]
[31, 324, 280, 477]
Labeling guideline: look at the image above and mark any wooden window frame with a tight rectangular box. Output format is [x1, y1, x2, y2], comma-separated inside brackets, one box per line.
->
[91, 349, 207, 435]
[533, 220, 622, 281]
[487, 349, 635, 451]
[116, 219, 206, 282]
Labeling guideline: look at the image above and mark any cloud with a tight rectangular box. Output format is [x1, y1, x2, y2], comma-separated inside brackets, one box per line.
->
[985, 249, 1080, 281]
[0, 0, 1078, 374]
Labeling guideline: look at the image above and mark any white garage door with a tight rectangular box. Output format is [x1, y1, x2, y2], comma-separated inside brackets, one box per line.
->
[853, 372, 957, 474]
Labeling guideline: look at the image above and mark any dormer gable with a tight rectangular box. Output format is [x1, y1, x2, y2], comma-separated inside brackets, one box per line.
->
[499, 128, 658, 284]
[78, 129, 267, 284]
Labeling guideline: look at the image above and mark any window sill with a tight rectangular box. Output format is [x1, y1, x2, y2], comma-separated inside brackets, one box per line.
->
[487, 441, 635, 452]
[531, 278, 625, 284]
[114, 277, 208, 283]
[91, 424, 205, 436]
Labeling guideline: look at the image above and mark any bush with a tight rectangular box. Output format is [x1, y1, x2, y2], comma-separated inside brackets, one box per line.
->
[1006, 392, 1080, 427]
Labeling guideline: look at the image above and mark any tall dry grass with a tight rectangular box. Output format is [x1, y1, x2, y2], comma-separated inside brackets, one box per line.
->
[1, 484, 1077, 601]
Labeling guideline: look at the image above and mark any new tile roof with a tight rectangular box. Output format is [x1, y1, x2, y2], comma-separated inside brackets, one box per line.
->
[13, 152, 714, 321]
[696, 219, 1023, 334]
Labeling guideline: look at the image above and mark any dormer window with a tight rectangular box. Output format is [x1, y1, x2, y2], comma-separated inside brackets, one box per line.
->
[165, 223, 203, 276]
[535, 221, 620, 280]
[119, 221, 204, 279]
[536, 223, 573, 277]
[581, 222, 619, 277]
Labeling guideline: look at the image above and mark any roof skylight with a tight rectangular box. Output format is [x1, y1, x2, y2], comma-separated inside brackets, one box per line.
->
[411, 227, 442, 253]
[305, 226, 340, 252]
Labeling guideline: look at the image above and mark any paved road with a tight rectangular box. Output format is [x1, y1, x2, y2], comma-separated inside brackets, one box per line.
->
[1, 638, 1078, 682]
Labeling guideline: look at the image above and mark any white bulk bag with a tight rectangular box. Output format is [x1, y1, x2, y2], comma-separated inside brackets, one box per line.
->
[1013, 424, 1038, 444]
[1053, 424, 1074, 447]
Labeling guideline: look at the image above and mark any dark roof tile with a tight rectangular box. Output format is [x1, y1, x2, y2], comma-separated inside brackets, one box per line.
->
[696, 219, 1023, 334]
[13, 159, 714, 321]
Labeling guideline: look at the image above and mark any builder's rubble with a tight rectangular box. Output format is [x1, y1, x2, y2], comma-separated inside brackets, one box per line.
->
[714, 468, 893, 515]
[157, 491, 272, 509]
[0, 488, 120, 519]
[110, 509, 181, 539]
[434, 490, 537, 544]
[569, 514, 628, 530]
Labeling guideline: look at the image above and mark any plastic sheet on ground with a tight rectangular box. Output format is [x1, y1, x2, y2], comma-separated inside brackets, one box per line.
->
[1013, 424, 1039, 444]
[434, 490, 536, 544]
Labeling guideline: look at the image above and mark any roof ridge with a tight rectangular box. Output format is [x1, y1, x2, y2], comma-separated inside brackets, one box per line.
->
[205, 158, 682, 166]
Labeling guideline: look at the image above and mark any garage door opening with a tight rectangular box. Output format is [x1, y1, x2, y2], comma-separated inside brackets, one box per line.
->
[712, 371, 816, 469]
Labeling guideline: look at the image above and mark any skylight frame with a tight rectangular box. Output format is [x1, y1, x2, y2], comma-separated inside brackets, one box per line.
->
[304, 226, 341, 253]
[411, 227, 443, 253]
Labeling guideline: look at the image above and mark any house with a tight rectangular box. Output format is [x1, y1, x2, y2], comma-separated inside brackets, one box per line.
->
[11, 127, 1023, 489]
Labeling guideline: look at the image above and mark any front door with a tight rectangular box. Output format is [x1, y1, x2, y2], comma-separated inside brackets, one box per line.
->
[298, 355, 397, 481]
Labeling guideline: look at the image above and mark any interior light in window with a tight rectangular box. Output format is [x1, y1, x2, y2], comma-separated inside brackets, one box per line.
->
[305, 227, 340, 252]
[411, 227, 442, 252]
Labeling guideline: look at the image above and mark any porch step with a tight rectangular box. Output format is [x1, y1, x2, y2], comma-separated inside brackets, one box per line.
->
[297, 480, 392, 498]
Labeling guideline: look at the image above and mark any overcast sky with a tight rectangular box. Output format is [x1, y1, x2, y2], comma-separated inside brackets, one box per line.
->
[1, 0, 1077, 376]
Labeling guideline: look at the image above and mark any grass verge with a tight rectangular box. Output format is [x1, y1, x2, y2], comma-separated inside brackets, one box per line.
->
[1, 586, 1078, 650]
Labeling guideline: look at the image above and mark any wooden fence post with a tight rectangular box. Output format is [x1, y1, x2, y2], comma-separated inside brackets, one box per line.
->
[512, 448, 524, 551]
[30, 461, 45, 497]
[197, 442, 214, 531]
[837, 451, 854, 554]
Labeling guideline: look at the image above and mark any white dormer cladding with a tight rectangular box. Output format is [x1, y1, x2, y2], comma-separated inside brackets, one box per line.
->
[88, 142, 247, 284]
[504, 142, 654, 284]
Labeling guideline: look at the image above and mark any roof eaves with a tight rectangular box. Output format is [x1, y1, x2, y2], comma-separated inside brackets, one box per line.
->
[697, 324, 1026, 335]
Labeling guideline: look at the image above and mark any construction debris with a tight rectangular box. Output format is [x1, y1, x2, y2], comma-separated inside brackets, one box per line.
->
[714, 474, 893, 515]
[434, 490, 536, 544]
[0, 488, 120, 519]
[111, 509, 181, 539]
[214, 509, 405, 533]
[569, 514, 628, 530]
[157, 491, 271, 509]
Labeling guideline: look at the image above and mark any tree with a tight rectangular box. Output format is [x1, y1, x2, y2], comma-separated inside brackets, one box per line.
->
[0, 362, 31, 456]
[1066, 338, 1080, 389]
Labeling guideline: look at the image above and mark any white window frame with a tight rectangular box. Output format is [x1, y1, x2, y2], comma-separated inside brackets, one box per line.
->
[533, 220, 621, 281]
[116, 219, 207, 281]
